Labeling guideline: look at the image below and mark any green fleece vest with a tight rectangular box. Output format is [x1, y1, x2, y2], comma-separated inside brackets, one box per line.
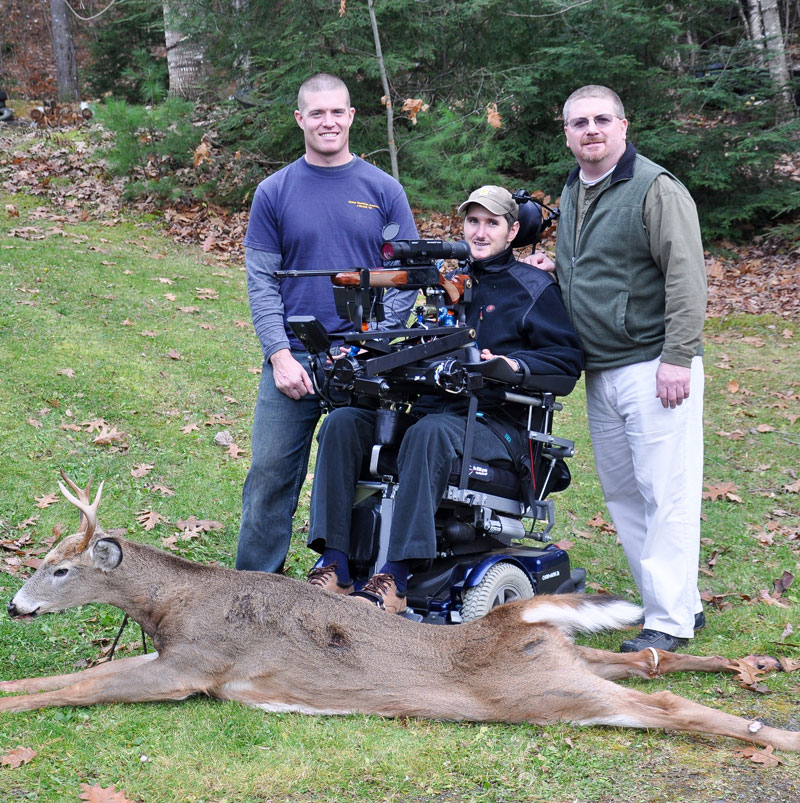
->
[555, 153, 671, 372]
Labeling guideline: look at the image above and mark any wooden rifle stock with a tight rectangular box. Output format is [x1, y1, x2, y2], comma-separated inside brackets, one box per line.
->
[332, 270, 471, 304]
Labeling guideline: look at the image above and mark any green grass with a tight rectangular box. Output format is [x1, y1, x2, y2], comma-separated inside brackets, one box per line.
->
[1, 132, 800, 802]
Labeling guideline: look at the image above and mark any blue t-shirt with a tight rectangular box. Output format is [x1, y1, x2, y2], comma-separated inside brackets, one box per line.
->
[245, 155, 418, 348]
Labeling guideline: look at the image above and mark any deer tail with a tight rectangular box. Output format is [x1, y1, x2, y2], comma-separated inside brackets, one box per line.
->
[520, 594, 642, 637]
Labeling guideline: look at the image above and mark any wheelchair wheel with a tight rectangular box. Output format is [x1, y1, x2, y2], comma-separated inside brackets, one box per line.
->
[460, 562, 534, 622]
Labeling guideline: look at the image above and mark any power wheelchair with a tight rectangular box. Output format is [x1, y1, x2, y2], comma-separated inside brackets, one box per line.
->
[281, 194, 585, 623]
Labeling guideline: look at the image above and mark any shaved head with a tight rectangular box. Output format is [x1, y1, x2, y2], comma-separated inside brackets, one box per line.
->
[297, 74, 350, 113]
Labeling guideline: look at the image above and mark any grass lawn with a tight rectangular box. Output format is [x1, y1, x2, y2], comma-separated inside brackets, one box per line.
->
[1, 128, 799, 802]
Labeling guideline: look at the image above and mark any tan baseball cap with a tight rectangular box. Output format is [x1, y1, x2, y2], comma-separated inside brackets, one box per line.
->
[457, 185, 518, 220]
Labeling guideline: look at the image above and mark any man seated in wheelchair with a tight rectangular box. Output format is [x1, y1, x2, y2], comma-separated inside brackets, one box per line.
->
[306, 185, 583, 614]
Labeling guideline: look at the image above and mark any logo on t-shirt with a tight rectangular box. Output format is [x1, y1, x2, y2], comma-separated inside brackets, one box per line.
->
[348, 200, 381, 211]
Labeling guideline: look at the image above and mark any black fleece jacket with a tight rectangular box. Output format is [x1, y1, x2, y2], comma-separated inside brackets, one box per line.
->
[412, 247, 583, 417]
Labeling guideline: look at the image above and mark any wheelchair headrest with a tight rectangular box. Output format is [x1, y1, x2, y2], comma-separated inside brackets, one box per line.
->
[510, 201, 544, 249]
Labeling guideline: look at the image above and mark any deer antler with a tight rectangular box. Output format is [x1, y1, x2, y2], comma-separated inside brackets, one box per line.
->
[59, 469, 93, 535]
[58, 474, 104, 552]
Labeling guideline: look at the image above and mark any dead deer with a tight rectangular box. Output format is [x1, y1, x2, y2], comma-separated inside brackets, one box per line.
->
[2, 473, 799, 752]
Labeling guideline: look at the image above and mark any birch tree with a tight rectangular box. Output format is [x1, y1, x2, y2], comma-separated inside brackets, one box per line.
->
[743, 0, 795, 117]
[163, 0, 206, 99]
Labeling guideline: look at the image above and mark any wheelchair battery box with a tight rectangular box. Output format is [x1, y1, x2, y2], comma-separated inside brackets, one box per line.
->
[517, 547, 572, 595]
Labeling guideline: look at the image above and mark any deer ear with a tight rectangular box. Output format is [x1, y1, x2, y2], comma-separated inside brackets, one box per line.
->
[90, 538, 123, 571]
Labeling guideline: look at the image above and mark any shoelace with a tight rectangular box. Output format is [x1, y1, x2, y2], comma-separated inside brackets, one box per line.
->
[307, 563, 337, 586]
[362, 573, 396, 595]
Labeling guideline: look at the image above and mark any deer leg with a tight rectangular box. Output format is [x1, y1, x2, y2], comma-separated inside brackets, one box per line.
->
[575, 645, 739, 680]
[570, 682, 800, 752]
[0, 653, 202, 712]
[0, 653, 159, 695]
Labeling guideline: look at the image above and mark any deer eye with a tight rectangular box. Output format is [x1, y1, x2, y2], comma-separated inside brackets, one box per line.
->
[53, 568, 69, 577]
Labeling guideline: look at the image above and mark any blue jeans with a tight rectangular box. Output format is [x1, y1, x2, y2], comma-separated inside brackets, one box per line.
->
[236, 352, 322, 573]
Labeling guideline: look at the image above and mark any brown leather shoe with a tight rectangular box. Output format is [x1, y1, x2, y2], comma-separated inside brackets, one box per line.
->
[306, 563, 353, 595]
[351, 573, 407, 614]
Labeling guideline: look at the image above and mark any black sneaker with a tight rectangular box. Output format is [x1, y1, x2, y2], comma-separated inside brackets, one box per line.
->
[694, 610, 706, 631]
[620, 629, 688, 653]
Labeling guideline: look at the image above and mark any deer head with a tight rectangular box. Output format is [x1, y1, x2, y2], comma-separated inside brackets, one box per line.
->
[7, 473, 123, 619]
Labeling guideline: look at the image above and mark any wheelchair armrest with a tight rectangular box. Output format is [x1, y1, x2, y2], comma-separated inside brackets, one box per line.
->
[471, 357, 522, 385]
[472, 359, 577, 396]
[519, 374, 577, 396]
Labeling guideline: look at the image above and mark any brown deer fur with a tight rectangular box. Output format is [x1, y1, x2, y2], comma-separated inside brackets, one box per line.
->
[2, 475, 799, 752]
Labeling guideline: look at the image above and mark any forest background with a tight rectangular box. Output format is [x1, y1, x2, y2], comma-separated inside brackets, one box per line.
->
[1, 0, 799, 242]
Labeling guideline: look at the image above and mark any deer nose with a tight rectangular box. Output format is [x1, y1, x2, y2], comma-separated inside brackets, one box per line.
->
[7, 600, 18, 618]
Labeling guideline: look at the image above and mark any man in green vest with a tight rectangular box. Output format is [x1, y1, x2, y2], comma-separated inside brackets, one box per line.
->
[530, 85, 707, 652]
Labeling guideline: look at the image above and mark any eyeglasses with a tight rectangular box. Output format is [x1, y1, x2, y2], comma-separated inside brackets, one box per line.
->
[565, 114, 619, 131]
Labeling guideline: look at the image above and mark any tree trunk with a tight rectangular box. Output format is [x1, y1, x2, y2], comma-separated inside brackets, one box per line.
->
[744, 0, 795, 118]
[367, 0, 400, 181]
[49, 0, 79, 102]
[162, 0, 206, 100]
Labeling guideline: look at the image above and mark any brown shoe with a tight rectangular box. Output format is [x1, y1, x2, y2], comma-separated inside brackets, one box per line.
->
[307, 563, 353, 595]
[351, 573, 407, 614]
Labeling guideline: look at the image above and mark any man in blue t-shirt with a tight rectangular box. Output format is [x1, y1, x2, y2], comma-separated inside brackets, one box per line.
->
[237, 73, 418, 574]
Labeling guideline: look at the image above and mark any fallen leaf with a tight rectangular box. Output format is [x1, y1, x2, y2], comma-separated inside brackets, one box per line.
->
[783, 479, 800, 494]
[703, 482, 741, 502]
[193, 138, 211, 167]
[727, 379, 740, 393]
[93, 425, 127, 446]
[181, 422, 200, 434]
[195, 287, 218, 300]
[174, 517, 224, 532]
[131, 463, 154, 479]
[226, 442, 246, 459]
[57, 367, 75, 378]
[771, 571, 794, 597]
[81, 418, 108, 432]
[733, 744, 783, 767]
[78, 782, 134, 803]
[586, 512, 616, 533]
[167, 349, 182, 360]
[136, 510, 168, 531]
[161, 534, 179, 550]
[778, 656, 800, 672]
[1, 746, 36, 767]
[728, 658, 771, 693]
[35, 492, 59, 509]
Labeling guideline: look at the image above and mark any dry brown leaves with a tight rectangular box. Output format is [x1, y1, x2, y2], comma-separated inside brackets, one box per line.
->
[706, 238, 800, 320]
[79, 783, 134, 803]
[1, 746, 36, 768]
[733, 744, 784, 767]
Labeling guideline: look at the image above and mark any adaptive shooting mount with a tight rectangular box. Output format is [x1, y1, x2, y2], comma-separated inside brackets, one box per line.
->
[275, 195, 583, 624]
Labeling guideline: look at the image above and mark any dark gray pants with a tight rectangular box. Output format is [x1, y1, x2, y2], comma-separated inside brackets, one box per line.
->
[308, 407, 509, 561]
